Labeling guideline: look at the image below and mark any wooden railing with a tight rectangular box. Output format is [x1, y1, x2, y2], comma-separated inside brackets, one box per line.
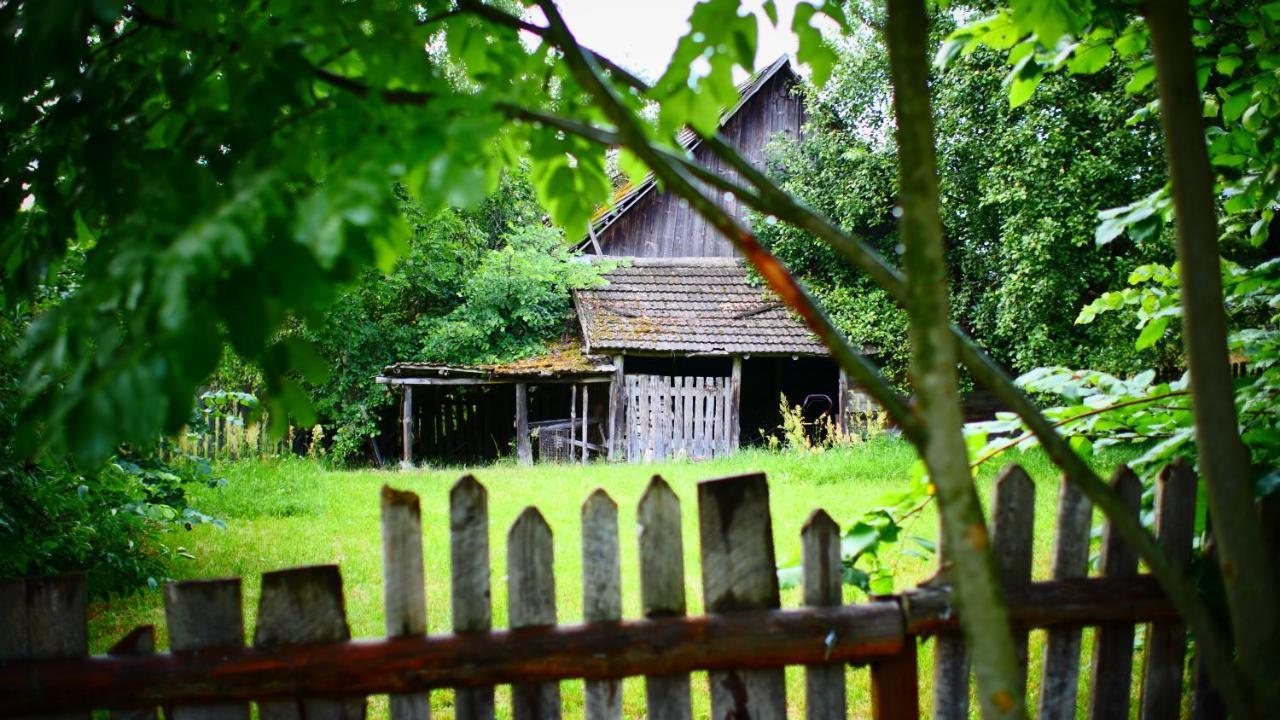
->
[0, 463, 1206, 719]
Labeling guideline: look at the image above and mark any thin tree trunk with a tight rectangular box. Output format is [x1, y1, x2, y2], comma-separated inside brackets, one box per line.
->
[1145, 0, 1280, 712]
[885, 0, 1024, 717]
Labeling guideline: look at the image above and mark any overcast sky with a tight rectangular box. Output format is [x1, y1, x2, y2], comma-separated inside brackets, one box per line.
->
[527, 0, 807, 83]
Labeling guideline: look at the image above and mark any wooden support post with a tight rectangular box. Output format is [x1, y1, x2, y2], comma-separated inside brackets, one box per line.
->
[515, 383, 532, 465]
[570, 384, 578, 464]
[401, 385, 414, 469]
[0, 574, 89, 720]
[582, 385, 590, 464]
[607, 356, 624, 460]
[729, 357, 742, 452]
[639, 477, 692, 720]
[837, 368, 849, 435]
[698, 473, 786, 719]
[871, 639, 919, 720]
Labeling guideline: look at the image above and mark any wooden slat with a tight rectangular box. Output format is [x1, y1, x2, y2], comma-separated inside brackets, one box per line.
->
[801, 511, 845, 720]
[638, 476, 693, 720]
[730, 358, 742, 451]
[165, 578, 249, 720]
[683, 376, 694, 456]
[1038, 477, 1093, 720]
[1139, 460, 1196, 720]
[991, 464, 1035, 699]
[382, 486, 429, 720]
[508, 508, 561, 720]
[515, 383, 532, 465]
[582, 491, 622, 720]
[871, 638, 919, 720]
[401, 386, 413, 467]
[698, 473, 786, 719]
[255, 566, 364, 720]
[451, 476, 494, 720]
[1, 575, 89, 720]
[108, 626, 158, 720]
[1087, 466, 1143, 720]
[570, 384, 578, 464]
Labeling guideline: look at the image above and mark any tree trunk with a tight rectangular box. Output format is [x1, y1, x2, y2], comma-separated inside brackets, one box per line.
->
[885, 0, 1025, 717]
[1145, 0, 1280, 712]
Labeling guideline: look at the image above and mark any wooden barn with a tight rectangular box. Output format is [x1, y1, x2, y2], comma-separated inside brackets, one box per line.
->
[378, 57, 870, 466]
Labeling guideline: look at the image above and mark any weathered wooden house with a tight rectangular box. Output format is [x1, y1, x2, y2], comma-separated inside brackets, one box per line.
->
[378, 57, 866, 466]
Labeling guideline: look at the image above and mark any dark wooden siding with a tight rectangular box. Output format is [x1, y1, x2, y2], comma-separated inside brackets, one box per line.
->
[594, 68, 804, 258]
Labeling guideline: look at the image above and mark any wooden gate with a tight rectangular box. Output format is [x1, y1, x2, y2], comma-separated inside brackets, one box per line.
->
[624, 374, 737, 461]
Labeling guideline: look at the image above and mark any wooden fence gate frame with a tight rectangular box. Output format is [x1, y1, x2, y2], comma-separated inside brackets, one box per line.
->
[623, 374, 738, 462]
[0, 461, 1211, 719]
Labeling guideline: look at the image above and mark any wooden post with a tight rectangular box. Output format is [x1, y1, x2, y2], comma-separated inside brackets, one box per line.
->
[508, 508, 560, 720]
[698, 473, 786, 719]
[165, 578, 249, 720]
[451, 476, 494, 720]
[108, 626, 158, 720]
[639, 477, 692, 720]
[991, 465, 1034, 700]
[581, 384, 589, 465]
[607, 355, 624, 460]
[401, 385, 414, 469]
[515, 383, 532, 465]
[1087, 467, 1143, 720]
[582, 491, 622, 720]
[1139, 460, 1196, 720]
[730, 357, 742, 452]
[254, 566, 365, 720]
[382, 487, 429, 720]
[0, 574, 89, 720]
[871, 639, 919, 720]
[802, 511, 846, 720]
[1038, 477, 1094, 720]
[837, 368, 849, 435]
[570, 384, 578, 464]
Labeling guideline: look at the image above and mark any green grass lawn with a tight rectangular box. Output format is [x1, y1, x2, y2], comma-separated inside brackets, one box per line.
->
[88, 439, 1138, 719]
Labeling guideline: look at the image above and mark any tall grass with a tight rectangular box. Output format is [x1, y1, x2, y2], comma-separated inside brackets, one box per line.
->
[88, 440, 1138, 719]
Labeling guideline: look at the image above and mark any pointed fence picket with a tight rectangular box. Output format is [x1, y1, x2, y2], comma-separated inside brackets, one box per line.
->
[0, 463, 1212, 719]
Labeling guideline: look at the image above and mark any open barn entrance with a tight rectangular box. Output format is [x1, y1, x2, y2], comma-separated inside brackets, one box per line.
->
[739, 356, 841, 446]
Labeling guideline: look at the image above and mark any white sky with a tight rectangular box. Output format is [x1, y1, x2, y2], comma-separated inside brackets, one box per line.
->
[527, 0, 807, 83]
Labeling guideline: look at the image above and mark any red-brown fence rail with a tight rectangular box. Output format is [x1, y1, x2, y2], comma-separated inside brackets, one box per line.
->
[0, 463, 1207, 719]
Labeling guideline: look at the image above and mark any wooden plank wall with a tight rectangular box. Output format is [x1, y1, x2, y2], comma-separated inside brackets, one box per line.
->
[624, 374, 735, 462]
[593, 69, 805, 258]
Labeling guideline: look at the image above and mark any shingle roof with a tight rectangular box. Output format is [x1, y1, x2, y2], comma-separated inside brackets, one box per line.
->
[575, 258, 827, 355]
[379, 340, 613, 382]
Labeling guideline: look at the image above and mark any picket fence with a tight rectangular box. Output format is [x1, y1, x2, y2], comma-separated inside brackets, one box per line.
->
[623, 374, 737, 462]
[0, 462, 1210, 719]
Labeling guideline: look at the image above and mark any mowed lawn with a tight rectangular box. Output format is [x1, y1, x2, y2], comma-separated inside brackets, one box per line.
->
[88, 440, 1138, 719]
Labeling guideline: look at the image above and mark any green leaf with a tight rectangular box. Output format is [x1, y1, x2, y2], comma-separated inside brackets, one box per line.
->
[1223, 91, 1252, 122]
[1135, 315, 1172, 350]
[1125, 64, 1157, 95]
[1217, 55, 1243, 76]
[1068, 43, 1112, 75]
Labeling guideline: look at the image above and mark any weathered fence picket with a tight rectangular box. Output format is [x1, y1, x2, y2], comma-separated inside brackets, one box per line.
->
[1038, 477, 1093, 720]
[582, 491, 622, 720]
[450, 476, 495, 720]
[698, 473, 787, 719]
[1088, 467, 1143, 720]
[508, 508, 560, 720]
[637, 477, 693, 720]
[0, 462, 1218, 720]
[991, 464, 1035, 699]
[382, 486, 429, 720]
[801, 510, 846, 720]
[1138, 460, 1196, 720]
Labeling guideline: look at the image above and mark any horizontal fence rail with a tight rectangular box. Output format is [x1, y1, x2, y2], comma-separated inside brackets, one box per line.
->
[0, 463, 1208, 719]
